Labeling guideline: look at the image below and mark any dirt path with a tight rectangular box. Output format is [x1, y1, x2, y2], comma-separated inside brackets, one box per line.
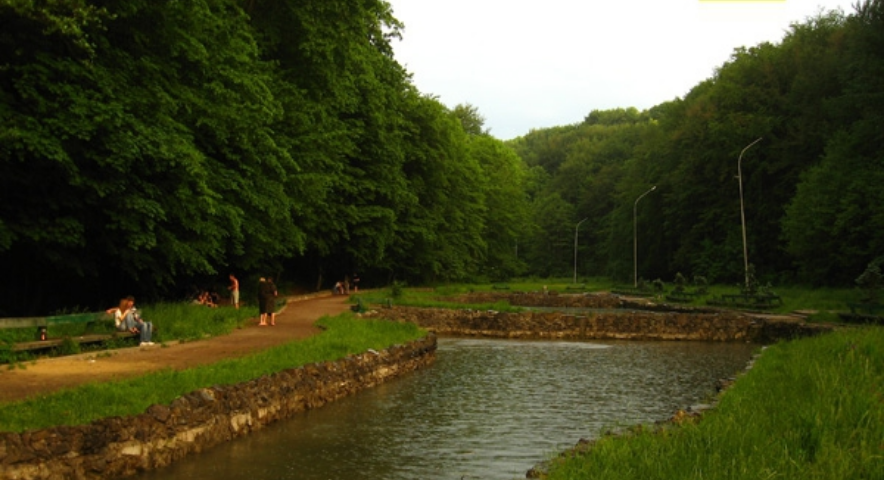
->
[0, 294, 352, 404]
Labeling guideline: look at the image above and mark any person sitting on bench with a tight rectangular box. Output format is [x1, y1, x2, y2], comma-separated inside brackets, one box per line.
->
[106, 296, 154, 346]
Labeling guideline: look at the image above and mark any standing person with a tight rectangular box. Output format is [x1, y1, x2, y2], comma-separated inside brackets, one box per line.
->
[343, 275, 350, 295]
[228, 273, 240, 309]
[263, 277, 278, 326]
[352, 273, 360, 292]
[257, 277, 268, 326]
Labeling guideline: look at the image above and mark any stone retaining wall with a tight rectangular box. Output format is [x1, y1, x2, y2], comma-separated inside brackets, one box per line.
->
[0, 335, 437, 480]
[375, 306, 830, 343]
[451, 291, 719, 313]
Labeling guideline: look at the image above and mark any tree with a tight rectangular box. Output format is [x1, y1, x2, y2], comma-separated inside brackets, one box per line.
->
[468, 134, 529, 279]
[783, 0, 884, 284]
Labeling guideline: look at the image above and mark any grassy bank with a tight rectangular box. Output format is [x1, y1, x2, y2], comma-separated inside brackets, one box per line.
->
[352, 289, 523, 312]
[0, 303, 260, 364]
[368, 281, 863, 323]
[0, 314, 426, 433]
[544, 326, 884, 479]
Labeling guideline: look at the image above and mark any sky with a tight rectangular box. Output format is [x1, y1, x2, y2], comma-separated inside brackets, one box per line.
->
[386, 0, 857, 140]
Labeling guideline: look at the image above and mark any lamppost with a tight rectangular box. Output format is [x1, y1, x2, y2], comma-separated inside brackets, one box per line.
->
[574, 217, 589, 284]
[738, 137, 762, 291]
[633, 186, 656, 288]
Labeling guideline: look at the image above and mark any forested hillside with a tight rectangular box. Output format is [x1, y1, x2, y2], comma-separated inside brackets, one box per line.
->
[1, 0, 881, 315]
[0, 0, 528, 314]
[510, 0, 883, 287]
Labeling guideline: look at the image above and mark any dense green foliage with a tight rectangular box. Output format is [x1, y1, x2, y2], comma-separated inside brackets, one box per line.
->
[545, 326, 884, 479]
[1, 0, 882, 315]
[0, 0, 528, 314]
[0, 314, 426, 432]
[510, 1, 884, 286]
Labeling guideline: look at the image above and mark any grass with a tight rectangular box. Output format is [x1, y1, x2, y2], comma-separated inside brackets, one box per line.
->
[0, 314, 426, 433]
[145, 302, 259, 341]
[358, 280, 864, 321]
[0, 303, 259, 363]
[351, 289, 525, 313]
[543, 326, 884, 480]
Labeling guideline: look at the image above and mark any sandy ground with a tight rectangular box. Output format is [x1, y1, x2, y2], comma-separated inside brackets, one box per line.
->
[0, 294, 352, 404]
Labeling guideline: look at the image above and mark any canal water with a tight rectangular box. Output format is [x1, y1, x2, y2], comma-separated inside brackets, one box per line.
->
[135, 338, 756, 480]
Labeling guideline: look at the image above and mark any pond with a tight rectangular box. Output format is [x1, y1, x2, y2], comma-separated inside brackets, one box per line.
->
[134, 338, 756, 480]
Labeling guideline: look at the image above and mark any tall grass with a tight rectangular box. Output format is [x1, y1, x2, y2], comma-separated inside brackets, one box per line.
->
[352, 290, 524, 312]
[545, 326, 884, 480]
[0, 302, 258, 361]
[146, 302, 258, 341]
[0, 314, 426, 433]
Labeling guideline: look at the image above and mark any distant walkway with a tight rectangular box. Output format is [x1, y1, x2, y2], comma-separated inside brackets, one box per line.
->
[0, 295, 352, 404]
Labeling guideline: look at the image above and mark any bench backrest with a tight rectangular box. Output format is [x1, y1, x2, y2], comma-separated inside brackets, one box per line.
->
[0, 312, 107, 330]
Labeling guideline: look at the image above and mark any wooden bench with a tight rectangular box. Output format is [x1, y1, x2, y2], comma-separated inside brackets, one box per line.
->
[12, 331, 138, 352]
[0, 312, 137, 353]
[611, 288, 655, 297]
[0, 312, 107, 331]
[708, 293, 782, 309]
[665, 290, 705, 303]
[839, 303, 884, 324]
[847, 302, 884, 316]
[350, 297, 367, 313]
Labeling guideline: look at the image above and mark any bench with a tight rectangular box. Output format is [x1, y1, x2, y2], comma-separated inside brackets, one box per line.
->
[350, 298, 393, 313]
[0, 312, 108, 330]
[565, 284, 586, 291]
[0, 312, 138, 353]
[847, 302, 884, 316]
[707, 293, 782, 309]
[611, 288, 655, 297]
[12, 331, 138, 352]
[0, 312, 109, 337]
[665, 290, 705, 303]
[351, 297, 367, 313]
[838, 303, 884, 324]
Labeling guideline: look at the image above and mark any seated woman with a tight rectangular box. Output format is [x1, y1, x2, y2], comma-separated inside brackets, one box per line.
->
[106, 296, 155, 346]
[196, 290, 217, 307]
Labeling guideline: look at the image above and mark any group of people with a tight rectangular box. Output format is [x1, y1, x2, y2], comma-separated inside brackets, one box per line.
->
[193, 290, 219, 307]
[105, 296, 154, 346]
[187, 273, 239, 309]
[333, 273, 360, 295]
[103, 274, 278, 348]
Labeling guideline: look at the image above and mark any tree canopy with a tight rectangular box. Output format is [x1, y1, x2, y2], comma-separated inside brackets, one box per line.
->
[1, 0, 881, 314]
[509, 3, 884, 288]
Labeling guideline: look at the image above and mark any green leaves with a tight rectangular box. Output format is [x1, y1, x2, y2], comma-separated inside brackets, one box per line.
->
[509, 3, 882, 286]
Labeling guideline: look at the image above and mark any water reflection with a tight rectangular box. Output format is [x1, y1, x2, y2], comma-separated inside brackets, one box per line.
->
[135, 338, 755, 480]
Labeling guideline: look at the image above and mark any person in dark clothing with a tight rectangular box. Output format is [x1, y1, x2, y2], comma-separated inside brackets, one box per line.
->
[257, 278, 268, 325]
[260, 277, 278, 326]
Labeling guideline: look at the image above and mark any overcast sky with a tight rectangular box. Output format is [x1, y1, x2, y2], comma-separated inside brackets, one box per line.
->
[386, 0, 857, 140]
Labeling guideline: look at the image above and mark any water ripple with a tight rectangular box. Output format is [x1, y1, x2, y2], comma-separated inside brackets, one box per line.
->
[136, 338, 755, 480]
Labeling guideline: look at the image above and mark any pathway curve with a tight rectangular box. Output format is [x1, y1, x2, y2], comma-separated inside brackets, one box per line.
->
[0, 294, 352, 404]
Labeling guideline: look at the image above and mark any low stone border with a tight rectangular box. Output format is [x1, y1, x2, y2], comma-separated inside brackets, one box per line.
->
[376, 306, 831, 343]
[0, 334, 437, 480]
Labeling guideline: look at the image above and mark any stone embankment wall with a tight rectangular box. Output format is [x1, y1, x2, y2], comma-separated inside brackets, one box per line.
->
[378, 297, 830, 343]
[0, 335, 436, 480]
[454, 291, 717, 313]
